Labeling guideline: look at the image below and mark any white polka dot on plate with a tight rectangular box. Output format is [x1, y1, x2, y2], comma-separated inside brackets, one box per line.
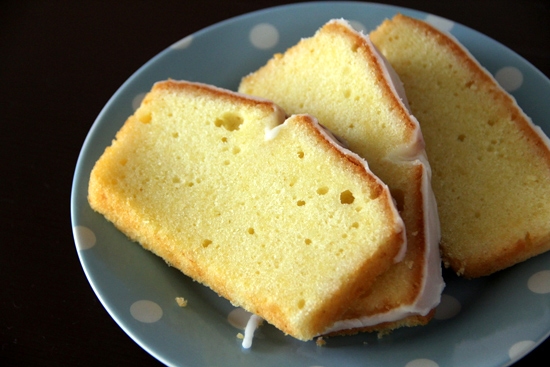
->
[170, 35, 193, 50]
[73, 225, 96, 250]
[132, 92, 147, 111]
[434, 294, 461, 320]
[527, 270, 550, 294]
[348, 20, 367, 34]
[508, 340, 536, 360]
[249, 23, 279, 49]
[227, 307, 253, 329]
[405, 358, 439, 367]
[495, 66, 524, 92]
[130, 300, 163, 323]
[424, 15, 454, 32]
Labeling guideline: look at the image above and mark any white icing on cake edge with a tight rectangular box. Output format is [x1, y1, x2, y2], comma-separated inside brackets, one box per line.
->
[319, 19, 444, 334]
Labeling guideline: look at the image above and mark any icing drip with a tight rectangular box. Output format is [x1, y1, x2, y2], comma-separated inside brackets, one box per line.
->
[242, 314, 263, 349]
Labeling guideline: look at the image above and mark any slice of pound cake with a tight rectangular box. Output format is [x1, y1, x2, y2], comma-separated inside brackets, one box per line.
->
[239, 19, 444, 335]
[370, 14, 550, 278]
[88, 80, 406, 341]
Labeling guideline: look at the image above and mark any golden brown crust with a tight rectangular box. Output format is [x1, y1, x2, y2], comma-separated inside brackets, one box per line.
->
[443, 233, 550, 279]
[325, 308, 436, 337]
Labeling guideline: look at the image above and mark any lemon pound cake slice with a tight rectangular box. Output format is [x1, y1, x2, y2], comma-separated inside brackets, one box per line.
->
[88, 80, 407, 341]
[370, 14, 550, 278]
[239, 19, 444, 335]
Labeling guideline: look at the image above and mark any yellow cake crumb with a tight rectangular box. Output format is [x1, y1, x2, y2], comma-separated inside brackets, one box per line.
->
[175, 297, 187, 307]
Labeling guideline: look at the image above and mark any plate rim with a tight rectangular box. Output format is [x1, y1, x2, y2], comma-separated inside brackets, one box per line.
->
[71, 2, 550, 366]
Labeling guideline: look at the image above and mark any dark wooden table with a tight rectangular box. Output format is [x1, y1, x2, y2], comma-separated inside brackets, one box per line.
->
[2, 1, 549, 366]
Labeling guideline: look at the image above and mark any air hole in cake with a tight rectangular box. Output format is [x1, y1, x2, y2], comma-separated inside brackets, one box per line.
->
[223, 160, 230, 165]
[390, 189, 405, 213]
[304, 238, 312, 245]
[172, 176, 181, 184]
[297, 200, 306, 206]
[247, 228, 255, 235]
[340, 190, 355, 204]
[458, 134, 466, 142]
[232, 147, 241, 154]
[351, 222, 359, 229]
[202, 239, 212, 248]
[172, 132, 179, 138]
[186, 182, 194, 187]
[317, 187, 329, 195]
[349, 123, 355, 129]
[214, 112, 244, 131]
[297, 299, 306, 309]
[297, 151, 304, 158]
[475, 211, 481, 218]
[119, 158, 128, 166]
[343, 89, 351, 98]
[221, 137, 228, 143]
[487, 119, 496, 126]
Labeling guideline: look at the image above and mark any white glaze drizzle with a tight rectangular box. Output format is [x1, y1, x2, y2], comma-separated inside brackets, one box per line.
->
[242, 314, 263, 349]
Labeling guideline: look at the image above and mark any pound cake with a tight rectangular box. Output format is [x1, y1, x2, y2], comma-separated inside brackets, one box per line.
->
[239, 19, 444, 335]
[88, 80, 407, 341]
[370, 14, 550, 277]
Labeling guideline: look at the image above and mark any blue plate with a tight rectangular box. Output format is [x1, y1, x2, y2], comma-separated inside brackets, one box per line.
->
[71, 2, 550, 366]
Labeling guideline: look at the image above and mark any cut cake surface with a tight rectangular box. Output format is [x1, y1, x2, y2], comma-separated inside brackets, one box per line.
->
[370, 14, 550, 277]
[88, 80, 406, 340]
[239, 19, 444, 334]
